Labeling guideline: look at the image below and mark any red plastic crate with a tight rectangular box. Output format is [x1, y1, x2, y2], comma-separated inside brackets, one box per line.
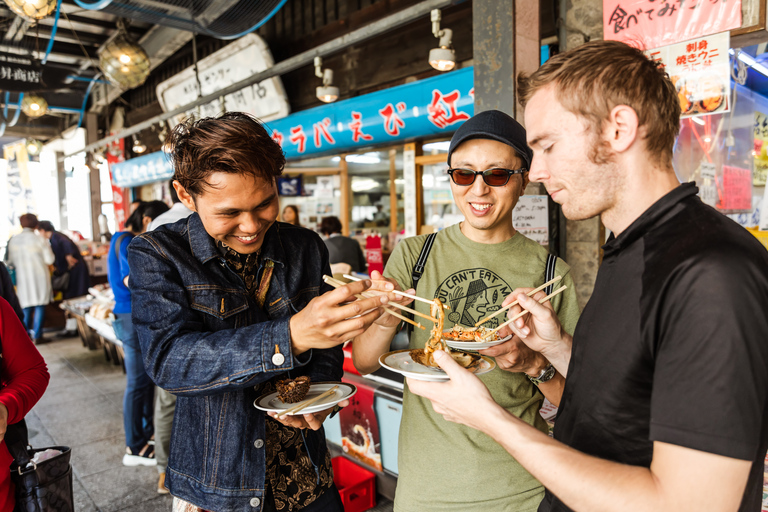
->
[332, 456, 376, 512]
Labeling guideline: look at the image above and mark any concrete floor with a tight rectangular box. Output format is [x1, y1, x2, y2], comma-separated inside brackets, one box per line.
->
[29, 336, 394, 512]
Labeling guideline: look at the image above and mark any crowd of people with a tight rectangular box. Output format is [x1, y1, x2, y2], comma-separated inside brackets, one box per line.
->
[0, 39, 766, 512]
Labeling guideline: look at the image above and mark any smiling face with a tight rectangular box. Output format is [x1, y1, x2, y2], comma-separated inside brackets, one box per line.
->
[449, 138, 527, 244]
[176, 173, 280, 254]
[524, 84, 623, 221]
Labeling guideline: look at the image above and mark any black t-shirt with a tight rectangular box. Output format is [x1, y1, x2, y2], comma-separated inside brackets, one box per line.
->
[540, 184, 768, 512]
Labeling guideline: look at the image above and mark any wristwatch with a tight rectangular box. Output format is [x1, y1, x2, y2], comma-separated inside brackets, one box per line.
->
[527, 363, 556, 385]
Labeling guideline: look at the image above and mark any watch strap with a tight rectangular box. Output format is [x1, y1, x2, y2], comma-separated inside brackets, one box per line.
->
[527, 363, 556, 385]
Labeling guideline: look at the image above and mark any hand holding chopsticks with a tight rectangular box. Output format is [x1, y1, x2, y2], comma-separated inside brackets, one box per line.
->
[475, 276, 562, 327]
[486, 285, 569, 337]
[343, 274, 450, 310]
[323, 275, 427, 330]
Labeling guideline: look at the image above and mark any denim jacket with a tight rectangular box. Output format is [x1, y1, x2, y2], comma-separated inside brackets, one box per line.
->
[127, 214, 342, 512]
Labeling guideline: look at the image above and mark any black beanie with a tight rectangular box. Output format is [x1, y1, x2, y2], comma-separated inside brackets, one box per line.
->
[447, 110, 533, 169]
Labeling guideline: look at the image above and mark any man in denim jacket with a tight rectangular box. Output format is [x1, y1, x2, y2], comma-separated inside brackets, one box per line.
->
[128, 113, 394, 512]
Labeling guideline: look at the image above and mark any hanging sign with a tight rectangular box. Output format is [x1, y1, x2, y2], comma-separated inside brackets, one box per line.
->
[647, 32, 730, 118]
[156, 34, 290, 127]
[266, 67, 474, 160]
[106, 138, 129, 230]
[0, 53, 71, 92]
[110, 151, 174, 188]
[604, 0, 741, 49]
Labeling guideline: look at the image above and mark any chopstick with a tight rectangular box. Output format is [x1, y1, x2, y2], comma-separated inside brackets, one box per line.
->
[486, 285, 568, 336]
[475, 275, 562, 327]
[282, 385, 339, 416]
[323, 276, 426, 330]
[343, 274, 450, 310]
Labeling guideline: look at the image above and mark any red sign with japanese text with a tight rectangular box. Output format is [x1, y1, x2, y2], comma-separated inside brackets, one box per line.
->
[106, 138, 129, 231]
[365, 234, 384, 275]
[719, 165, 752, 211]
[604, 0, 741, 50]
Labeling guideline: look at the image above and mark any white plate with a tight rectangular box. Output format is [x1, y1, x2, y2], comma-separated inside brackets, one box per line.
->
[379, 349, 496, 382]
[253, 382, 357, 415]
[444, 334, 512, 351]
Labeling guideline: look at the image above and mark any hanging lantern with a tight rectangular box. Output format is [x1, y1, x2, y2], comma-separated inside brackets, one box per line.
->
[21, 94, 48, 118]
[3, 0, 57, 21]
[99, 28, 151, 89]
[25, 139, 43, 156]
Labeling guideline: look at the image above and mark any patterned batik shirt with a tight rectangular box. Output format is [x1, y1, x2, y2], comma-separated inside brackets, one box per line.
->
[221, 244, 334, 511]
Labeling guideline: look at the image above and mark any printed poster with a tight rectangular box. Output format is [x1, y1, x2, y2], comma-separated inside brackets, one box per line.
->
[604, 0, 741, 50]
[646, 32, 730, 118]
[513, 195, 549, 245]
[754, 111, 768, 186]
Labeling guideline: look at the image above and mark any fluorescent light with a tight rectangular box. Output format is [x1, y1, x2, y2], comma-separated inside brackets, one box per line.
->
[351, 178, 379, 192]
[346, 153, 381, 164]
[423, 141, 450, 152]
[729, 49, 768, 77]
[691, 117, 705, 126]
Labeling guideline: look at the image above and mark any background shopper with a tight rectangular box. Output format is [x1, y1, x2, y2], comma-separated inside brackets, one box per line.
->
[5, 214, 55, 344]
[36, 221, 91, 300]
[320, 216, 367, 273]
[281, 204, 301, 226]
[108, 201, 168, 467]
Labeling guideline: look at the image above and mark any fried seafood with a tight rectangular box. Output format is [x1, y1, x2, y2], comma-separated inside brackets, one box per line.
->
[410, 299, 482, 369]
[275, 376, 311, 403]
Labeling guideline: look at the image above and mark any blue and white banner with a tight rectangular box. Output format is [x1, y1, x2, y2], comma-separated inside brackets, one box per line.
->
[111, 151, 173, 188]
[266, 66, 474, 160]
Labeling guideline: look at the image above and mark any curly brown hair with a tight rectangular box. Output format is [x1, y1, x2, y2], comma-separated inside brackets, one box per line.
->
[517, 40, 680, 165]
[166, 112, 286, 197]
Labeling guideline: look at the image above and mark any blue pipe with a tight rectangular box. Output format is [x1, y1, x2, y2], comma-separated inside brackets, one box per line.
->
[42, 0, 63, 65]
[73, 0, 288, 40]
[8, 92, 24, 126]
[67, 75, 110, 85]
[74, 78, 99, 130]
[0, 91, 24, 137]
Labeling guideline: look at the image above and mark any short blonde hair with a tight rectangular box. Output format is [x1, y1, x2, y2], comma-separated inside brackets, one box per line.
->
[517, 40, 680, 164]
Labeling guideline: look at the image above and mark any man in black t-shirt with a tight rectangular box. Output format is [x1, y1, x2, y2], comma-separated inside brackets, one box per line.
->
[407, 40, 768, 512]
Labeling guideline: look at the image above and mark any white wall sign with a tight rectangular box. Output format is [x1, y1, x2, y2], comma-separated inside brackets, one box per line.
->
[156, 34, 290, 127]
[513, 195, 549, 245]
[403, 148, 417, 237]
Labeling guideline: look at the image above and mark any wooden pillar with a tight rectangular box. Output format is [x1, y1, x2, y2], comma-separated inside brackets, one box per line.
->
[339, 156, 350, 236]
[389, 149, 398, 233]
[414, 143, 424, 234]
[514, 0, 540, 121]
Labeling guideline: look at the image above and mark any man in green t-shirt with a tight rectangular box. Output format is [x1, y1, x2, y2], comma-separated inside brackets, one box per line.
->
[352, 110, 581, 512]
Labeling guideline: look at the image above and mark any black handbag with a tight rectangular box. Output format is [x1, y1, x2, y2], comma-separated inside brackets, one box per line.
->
[50, 272, 70, 292]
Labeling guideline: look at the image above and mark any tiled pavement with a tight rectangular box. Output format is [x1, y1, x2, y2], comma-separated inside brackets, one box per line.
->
[29, 336, 394, 512]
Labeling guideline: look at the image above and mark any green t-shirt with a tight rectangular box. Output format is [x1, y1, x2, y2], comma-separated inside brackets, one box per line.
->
[383, 223, 581, 512]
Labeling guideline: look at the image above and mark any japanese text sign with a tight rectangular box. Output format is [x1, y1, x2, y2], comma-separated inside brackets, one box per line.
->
[266, 67, 474, 160]
[754, 111, 768, 186]
[604, 0, 741, 49]
[647, 32, 730, 118]
[110, 151, 174, 188]
[0, 52, 69, 92]
[719, 165, 752, 211]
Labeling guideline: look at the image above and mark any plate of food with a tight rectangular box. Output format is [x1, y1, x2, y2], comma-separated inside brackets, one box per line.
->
[379, 298, 496, 381]
[441, 325, 512, 350]
[253, 378, 357, 415]
[379, 349, 495, 382]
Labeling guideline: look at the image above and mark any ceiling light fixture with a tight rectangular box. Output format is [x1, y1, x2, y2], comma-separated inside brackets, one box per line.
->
[99, 20, 151, 89]
[26, 139, 43, 156]
[21, 94, 48, 118]
[3, 0, 57, 21]
[428, 9, 456, 72]
[314, 57, 339, 103]
[131, 134, 146, 154]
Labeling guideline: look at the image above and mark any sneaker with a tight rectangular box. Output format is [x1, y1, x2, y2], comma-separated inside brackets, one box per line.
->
[122, 444, 157, 467]
[157, 472, 169, 494]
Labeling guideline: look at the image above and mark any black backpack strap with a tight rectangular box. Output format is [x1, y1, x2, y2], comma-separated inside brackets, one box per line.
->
[405, 232, 437, 333]
[411, 232, 437, 292]
[545, 253, 557, 295]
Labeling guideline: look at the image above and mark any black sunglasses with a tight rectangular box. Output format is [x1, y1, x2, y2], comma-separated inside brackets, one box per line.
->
[447, 167, 527, 187]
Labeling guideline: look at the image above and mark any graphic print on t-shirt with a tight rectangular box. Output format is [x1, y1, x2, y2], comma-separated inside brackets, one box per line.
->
[434, 268, 512, 328]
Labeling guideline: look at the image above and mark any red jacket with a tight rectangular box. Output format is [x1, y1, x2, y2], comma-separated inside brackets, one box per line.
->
[0, 298, 50, 512]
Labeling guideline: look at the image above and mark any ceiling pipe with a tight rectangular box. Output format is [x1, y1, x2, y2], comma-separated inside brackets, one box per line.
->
[63, 0, 456, 159]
